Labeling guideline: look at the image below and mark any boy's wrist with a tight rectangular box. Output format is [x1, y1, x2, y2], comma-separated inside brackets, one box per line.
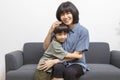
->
[53, 59, 61, 64]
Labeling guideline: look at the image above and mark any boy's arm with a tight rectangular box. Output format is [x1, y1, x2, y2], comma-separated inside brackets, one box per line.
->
[39, 51, 82, 71]
[52, 40, 83, 60]
[64, 51, 82, 59]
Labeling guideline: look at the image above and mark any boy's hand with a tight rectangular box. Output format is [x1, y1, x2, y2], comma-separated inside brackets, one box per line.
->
[39, 59, 61, 71]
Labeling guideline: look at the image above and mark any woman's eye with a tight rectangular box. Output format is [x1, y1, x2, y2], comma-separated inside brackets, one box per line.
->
[67, 12, 71, 14]
[61, 13, 64, 16]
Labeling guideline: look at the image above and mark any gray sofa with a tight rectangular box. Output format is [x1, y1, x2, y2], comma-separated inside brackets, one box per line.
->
[5, 42, 120, 80]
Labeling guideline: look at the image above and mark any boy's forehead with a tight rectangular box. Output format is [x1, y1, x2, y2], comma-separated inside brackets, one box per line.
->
[58, 25, 66, 27]
[56, 31, 68, 34]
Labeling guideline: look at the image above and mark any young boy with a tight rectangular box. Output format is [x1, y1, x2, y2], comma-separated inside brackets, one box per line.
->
[34, 24, 81, 80]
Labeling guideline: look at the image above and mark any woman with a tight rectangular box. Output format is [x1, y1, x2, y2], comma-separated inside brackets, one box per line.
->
[40, 1, 89, 80]
[34, 24, 82, 80]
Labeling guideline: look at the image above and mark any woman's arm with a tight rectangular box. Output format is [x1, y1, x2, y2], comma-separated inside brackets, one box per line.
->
[43, 30, 53, 50]
[43, 21, 62, 50]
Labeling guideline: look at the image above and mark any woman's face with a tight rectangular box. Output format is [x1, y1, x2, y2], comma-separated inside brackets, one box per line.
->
[60, 12, 73, 26]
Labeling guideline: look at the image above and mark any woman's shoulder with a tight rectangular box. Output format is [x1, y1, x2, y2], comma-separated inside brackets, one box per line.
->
[76, 23, 89, 34]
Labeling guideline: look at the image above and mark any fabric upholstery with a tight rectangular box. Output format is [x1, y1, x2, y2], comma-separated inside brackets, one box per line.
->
[23, 43, 45, 64]
[5, 50, 23, 72]
[80, 64, 120, 80]
[5, 42, 120, 80]
[85, 42, 110, 64]
[6, 64, 37, 80]
[110, 50, 120, 68]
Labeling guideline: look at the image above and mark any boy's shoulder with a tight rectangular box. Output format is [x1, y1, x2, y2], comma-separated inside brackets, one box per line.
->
[52, 39, 61, 45]
[51, 39, 62, 49]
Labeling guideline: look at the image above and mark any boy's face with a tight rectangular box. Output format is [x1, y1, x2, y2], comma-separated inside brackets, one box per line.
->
[55, 31, 67, 43]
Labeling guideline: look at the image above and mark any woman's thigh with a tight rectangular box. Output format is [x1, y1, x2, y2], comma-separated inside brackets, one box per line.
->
[64, 64, 84, 80]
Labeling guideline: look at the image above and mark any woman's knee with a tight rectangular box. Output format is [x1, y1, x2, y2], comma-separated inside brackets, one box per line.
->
[65, 68, 77, 76]
[53, 63, 65, 70]
[52, 63, 65, 78]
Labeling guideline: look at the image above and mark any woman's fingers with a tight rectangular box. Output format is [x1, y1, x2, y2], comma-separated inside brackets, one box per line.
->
[54, 21, 62, 25]
[50, 21, 62, 33]
[53, 21, 62, 28]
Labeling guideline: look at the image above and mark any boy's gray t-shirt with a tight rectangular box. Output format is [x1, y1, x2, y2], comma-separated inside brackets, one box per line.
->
[37, 39, 69, 72]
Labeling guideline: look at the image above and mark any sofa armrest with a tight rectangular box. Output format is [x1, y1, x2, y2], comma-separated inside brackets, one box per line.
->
[5, 50, 23, 72]
[110, 50, 120, 68]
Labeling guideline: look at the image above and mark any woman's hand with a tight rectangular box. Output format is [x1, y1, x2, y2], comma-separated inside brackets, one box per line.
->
[39, 59, 61, 71]
[49, 21, 62, 34]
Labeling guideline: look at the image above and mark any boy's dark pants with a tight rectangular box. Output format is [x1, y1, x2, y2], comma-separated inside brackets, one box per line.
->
[34, 69, 52, 80]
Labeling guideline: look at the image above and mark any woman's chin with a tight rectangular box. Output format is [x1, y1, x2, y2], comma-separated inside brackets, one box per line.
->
[64, 22, 72, 26]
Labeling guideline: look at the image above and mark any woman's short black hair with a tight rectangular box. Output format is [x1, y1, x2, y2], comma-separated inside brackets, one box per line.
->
[53, 23, 69, 34]
[56, 1, 79, 24]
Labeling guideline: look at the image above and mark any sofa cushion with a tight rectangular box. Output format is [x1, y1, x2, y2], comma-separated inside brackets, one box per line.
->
[80, 64, 120, 80]
[6, 64, 37, 80]
[23, 43, 45, 64]
[85, 42, 110, 64]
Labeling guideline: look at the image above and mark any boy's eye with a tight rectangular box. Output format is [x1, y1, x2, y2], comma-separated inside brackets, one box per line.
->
[64, 33, 67, 35]
[57, 33, 67, 36]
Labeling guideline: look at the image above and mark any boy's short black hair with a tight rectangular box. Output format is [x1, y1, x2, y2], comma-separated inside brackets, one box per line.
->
[53, 24, 69, 34]
[56, 1, 79, 24]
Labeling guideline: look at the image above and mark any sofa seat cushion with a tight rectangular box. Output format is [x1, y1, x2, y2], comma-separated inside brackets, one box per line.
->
[80, 64, 120, 80]
[6, 64, 37, 80]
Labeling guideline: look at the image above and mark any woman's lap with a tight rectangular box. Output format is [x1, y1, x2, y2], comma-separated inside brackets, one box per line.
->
[52, 63, 84, 80]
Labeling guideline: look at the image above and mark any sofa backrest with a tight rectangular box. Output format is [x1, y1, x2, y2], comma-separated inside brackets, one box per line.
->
[23, 42, 45, 64]
[23, 42, 110, 64]
[85, 42, 110, 64]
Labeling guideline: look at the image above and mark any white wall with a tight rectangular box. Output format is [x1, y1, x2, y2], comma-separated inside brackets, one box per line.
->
[0, 0, 120, 80]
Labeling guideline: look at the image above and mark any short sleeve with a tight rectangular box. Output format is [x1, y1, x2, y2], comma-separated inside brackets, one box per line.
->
[75, 29, 89, 52]
[52, 41, 69, 59]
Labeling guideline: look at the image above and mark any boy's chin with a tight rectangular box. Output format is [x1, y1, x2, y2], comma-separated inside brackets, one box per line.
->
[59, 41, 64, 44]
